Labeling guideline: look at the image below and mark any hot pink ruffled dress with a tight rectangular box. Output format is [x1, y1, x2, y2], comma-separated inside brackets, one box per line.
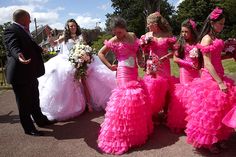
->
[184, 39, 236, 148]
[222, 106, 236, 128]
[167, 44, 200, 130]
[98, 39, 153, 155]
[140, 35, 176, 116]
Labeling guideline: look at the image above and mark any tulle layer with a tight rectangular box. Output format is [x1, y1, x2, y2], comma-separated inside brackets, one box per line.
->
[184, 70, 236, 148]
[86, 56, 116, 110]
[38, 54, 86, 121]
[167, 83, 188, 130]
[98, 81, 153, 155]
[143, 75, 169, 116]
[222, 106, 236, 128]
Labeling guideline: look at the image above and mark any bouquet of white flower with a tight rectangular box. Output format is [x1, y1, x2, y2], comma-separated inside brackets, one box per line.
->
[189, 47, 199, 58]
[69, 42, 95, 80]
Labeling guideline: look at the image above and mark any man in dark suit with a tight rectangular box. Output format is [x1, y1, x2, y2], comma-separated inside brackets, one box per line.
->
[3, 9, 54, 136]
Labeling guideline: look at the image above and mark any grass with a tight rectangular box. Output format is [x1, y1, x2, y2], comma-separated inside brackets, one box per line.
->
[222, 58, 236, 74]
[139, 58, 236, 77]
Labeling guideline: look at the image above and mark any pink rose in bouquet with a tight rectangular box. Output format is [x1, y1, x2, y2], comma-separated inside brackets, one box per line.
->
[140, 35, 154, 53]
[146, 54, 160, 75]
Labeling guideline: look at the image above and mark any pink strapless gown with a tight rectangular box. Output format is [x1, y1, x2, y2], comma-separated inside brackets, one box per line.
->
[98, 40, 153, 155]
[184, 39, 236, 148]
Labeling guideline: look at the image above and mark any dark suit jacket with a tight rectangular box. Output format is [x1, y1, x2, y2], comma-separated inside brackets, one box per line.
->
[3, 23, 45, 84]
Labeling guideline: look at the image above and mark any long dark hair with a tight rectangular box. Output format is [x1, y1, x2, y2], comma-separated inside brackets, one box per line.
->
[176, 19, 198, 59]
[64, 19, 81, 43]
[198, 7, 225, 42]
[197, 7, 225, 69]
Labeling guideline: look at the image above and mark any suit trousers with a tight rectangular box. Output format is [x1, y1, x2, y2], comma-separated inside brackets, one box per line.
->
[12, 79, 48, 132]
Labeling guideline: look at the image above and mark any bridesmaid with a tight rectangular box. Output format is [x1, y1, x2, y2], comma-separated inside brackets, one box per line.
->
[167, 19, 201, 133]
[184, 7, 236, 153]
[140, 12, 176, 122]
[97, 16, 153, 155]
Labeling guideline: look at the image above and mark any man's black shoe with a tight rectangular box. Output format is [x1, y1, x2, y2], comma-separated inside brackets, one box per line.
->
[25, 129, 44, 136]
[37, 119, 57, 127]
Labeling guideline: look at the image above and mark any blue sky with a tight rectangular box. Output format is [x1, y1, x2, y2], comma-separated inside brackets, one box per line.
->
[0, 0, 183, 31]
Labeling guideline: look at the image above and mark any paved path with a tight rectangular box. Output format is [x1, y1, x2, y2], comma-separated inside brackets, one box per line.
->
[1, 73, 236, 157]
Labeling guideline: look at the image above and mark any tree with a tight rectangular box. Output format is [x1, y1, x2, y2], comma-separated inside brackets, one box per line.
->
[175, 0, 236, 38]
[106, 0, 175, 37]
[91, 33, 115, 63]
[0, 22, 11, 53]
[219, 0, 236, 38]
[0, 22, 11, 66]
[175, 0, 215, 34]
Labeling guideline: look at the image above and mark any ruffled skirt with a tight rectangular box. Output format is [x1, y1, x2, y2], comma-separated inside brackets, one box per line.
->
[98, 81, 153, 155]
[143, 75, 169, 116]
[222, 106, 236, 128]
[167, 83, 189, 130]
[184, 69, 236, 148]
[38, 54, 86, 121]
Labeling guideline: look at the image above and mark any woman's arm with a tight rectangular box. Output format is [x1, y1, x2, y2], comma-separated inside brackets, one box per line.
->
[98, 44, 117, 71]
[173, 54, 197, 69]
[45, 28, 64, 47]
[201, 35, 227, 91]
[160, 52, 173, 61]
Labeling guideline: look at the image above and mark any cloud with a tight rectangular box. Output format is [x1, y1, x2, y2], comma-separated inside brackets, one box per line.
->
[175, 0, 184, 8]
[75, 15, 101, 29]
[0, 4, 62, 31]
[97, 2, 111, 11]
[32, 12, 59, 24]
[49, 22, 64, 30]
[19, 0, 49, 5]
[0, 5, 34, 24]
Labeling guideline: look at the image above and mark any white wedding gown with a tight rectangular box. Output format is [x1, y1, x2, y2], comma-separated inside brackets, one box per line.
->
[38, 38, 116, 121]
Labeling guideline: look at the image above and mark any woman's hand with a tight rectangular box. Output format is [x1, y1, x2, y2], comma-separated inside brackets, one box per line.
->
[218, 81, 227, 92]
[109, 64, 118, 71]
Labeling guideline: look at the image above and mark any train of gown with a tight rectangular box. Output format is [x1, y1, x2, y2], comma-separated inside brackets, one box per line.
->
[86, 55, 116, 111]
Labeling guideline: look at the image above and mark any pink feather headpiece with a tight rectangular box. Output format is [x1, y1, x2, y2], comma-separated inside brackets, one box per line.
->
[189, 19, 196, 30]
[210, 7, 223, 20]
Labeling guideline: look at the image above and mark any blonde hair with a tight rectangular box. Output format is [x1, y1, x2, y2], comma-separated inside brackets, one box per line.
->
[147, 12, 172, 34]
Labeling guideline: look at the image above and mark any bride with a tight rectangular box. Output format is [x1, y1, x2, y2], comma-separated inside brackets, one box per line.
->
[38, 19, 116, 121]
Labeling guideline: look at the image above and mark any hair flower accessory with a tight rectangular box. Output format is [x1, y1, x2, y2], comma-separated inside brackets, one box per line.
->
[189, 19, 196, 30]
[210, 7, 223, 20]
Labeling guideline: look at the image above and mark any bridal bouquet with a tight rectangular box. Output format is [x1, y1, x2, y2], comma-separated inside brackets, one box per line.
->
[69, 42, 94, 80]
[140, 35, 154, 52]
[189, 47, 199, 58]
[224, 38, 236, 61]
[146, 53, 161, 75]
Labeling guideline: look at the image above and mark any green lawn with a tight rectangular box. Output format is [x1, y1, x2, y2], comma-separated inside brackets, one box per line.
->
[139, 58, 236, 77]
